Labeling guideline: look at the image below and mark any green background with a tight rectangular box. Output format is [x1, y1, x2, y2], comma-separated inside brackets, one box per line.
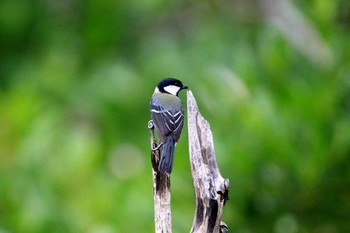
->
[1, 0, 350, 232]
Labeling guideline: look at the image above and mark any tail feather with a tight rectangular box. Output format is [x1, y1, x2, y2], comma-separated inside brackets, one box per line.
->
[159, 134, 176, 173]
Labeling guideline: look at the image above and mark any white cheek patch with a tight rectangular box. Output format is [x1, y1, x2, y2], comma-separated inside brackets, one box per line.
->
[164, 85, 181, 95]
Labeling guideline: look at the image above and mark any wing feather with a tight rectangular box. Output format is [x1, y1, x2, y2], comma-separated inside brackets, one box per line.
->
[150, 101, 184, 143]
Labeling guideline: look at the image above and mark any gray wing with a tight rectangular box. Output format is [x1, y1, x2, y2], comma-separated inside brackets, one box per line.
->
[150, 101, 184, 143]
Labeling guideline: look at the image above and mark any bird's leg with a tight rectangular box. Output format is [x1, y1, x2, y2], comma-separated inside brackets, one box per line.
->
[152, 142, 163, 151]
[148, 120, 163, 151]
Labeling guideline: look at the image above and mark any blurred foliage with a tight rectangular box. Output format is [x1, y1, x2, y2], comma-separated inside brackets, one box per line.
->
[1, 0, 350, 232]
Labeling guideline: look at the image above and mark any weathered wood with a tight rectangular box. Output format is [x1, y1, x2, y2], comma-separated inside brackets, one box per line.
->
[148, 120, 172, 233]
[187, 91, 229, 233]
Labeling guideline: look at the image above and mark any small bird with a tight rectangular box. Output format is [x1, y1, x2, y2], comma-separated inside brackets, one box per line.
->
[150, 78, 188, 173]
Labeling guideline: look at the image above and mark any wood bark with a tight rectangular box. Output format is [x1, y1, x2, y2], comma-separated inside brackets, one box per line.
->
[187, 91, 229, 233]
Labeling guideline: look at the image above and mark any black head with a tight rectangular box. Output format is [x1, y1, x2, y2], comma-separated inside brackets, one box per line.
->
[157, 78, 188, 96]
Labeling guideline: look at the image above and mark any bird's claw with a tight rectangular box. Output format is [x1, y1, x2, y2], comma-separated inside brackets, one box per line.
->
[148, 120, 154, 129]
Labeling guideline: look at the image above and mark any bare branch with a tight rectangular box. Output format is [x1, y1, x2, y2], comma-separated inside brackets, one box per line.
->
[149, 120, 172, 233]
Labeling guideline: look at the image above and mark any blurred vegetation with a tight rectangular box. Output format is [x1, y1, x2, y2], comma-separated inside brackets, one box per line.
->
[1, 0, 350, 232]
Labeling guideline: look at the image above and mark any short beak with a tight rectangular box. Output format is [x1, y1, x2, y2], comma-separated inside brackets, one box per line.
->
[182, 85, 189, 89]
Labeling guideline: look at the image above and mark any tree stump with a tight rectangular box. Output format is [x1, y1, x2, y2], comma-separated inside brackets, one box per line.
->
[187, 91, 229, 233]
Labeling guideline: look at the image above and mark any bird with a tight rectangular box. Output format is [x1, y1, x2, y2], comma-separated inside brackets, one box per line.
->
[150, 78, 188, 173]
